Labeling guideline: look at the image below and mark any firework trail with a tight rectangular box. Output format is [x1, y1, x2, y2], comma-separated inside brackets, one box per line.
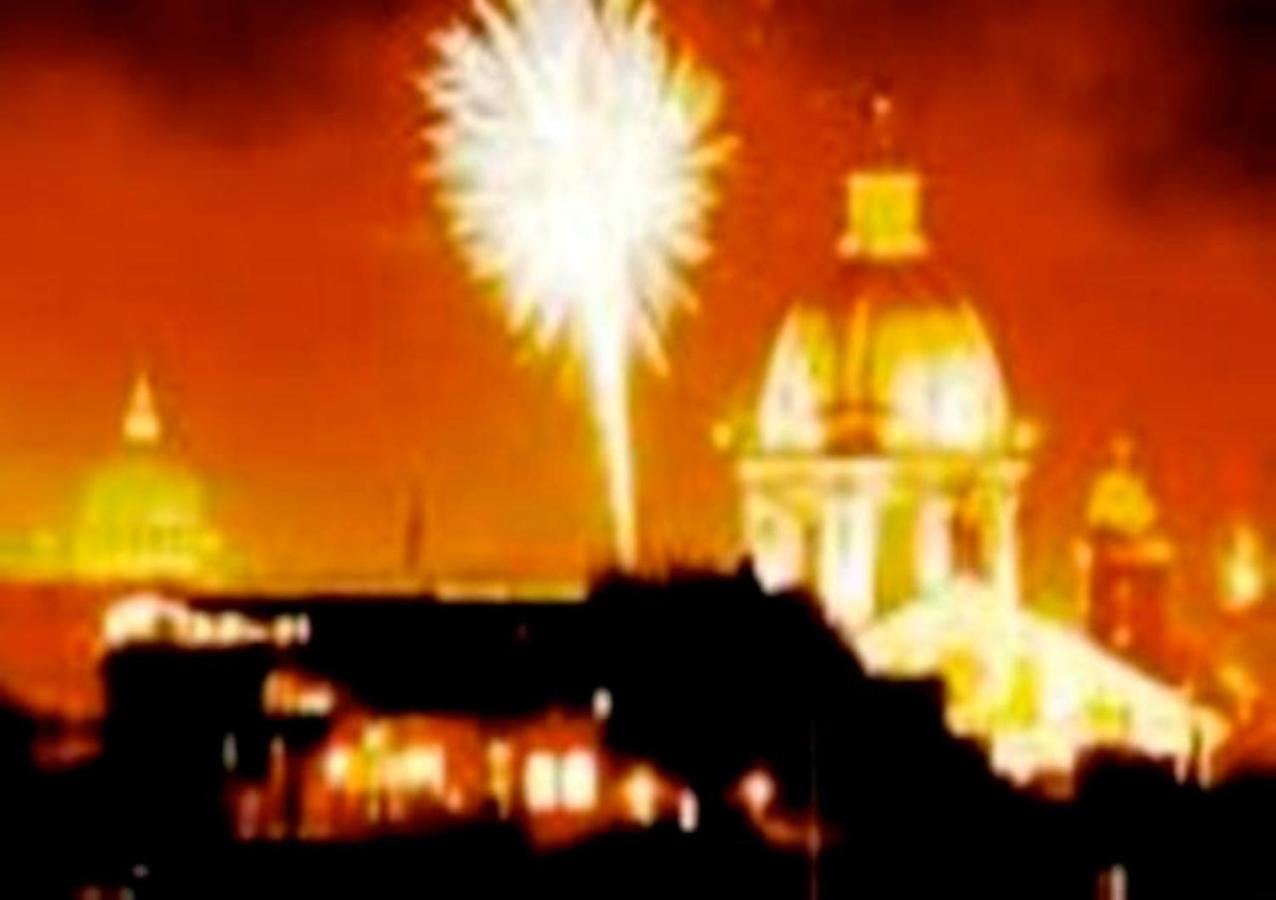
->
[425, 0, 729, 566]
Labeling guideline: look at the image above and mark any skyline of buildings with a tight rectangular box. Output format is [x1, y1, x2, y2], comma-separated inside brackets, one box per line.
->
[0, 106, 1268, 787]
[0, 1, 1274, 591]
[0, 1, 1272, 895]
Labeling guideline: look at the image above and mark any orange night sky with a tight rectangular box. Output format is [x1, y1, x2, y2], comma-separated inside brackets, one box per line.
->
[0, 0, 1272, 596]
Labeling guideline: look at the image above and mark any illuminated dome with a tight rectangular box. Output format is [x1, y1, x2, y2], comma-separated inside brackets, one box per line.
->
[758, 282, 1009, 455]
[756, 102, 1010, 456]
[70, 374, 225, 586]
[735, 103, 1224, 786]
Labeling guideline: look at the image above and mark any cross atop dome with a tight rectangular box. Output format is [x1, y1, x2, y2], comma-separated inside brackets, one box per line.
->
[837, 92, 928, 262]
[122, 372, 162, 449]
[869, 92, 896, 159]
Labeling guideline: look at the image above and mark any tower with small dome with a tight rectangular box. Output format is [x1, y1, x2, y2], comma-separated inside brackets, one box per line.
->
[737, 98, 1032, 630]
[1078, 436, 1174, 670]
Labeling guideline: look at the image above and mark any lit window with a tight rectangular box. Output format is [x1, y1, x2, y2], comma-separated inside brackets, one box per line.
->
[678, 788, 698, 833]
[624, 767, 658, 825]
[561, 749, 597, 812]
[524, 751, 558, 813]
[592, 687, 613, 721]
[740, 769, 775, 815]
[401, 745, 446, 794]
[189, 613, 214, 646]
[272, 616, 295, 647]
[324, 747, 351, 787]
[487, 740, 514, 815]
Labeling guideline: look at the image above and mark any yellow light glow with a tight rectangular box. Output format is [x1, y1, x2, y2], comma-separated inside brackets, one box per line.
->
[560, 749, 598, 812]
[838, 171, 928, 261]
[623, 766, 659, 826]
[399, 745, 446, 794]
[1221, 524, 1265, 612]
[122, 372, 162, 448]
[324, 747, 351, 787]
[523, 751, 558, 813]
[855, 579, 1227, 784]
[677, 788, 698, 833]
[1012, 418, 1041, 453]
[754, 300, 1011, 456]
[740, 769, 775, 815]
[1219, 663, 1258, 721]
[426, 0, 730, 566]
[487, 739, 514, 816]
[1086, 437, 1158, 536]
[70, 373, 231, 587]
[592, 686, 613, 722]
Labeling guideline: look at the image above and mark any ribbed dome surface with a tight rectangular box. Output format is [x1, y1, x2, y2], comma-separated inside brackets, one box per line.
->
[757, 263, 1010, 455]
[70, 374, 224, 584]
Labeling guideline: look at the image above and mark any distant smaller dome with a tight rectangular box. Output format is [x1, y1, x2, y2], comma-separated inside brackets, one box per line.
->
[1085, 437, 1160, 537]
[69, 374, 225, 586]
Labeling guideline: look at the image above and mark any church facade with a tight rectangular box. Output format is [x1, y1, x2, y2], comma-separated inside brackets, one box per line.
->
[733, 102, 1225, 785]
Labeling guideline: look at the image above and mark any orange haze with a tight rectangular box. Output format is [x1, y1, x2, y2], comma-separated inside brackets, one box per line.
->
[0, 0, 1272, 598]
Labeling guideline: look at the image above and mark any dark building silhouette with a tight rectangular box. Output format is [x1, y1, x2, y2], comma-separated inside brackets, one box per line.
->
[8, 571, 1266, 897]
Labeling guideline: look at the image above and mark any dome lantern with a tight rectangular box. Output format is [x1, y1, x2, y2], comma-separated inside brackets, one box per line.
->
[837, 95, 928, 263]
[737, 99, 1028, 630]
[752, 96, 1012, 458]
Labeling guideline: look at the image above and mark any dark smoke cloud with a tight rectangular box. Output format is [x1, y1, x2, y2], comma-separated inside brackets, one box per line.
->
[1, 0, 1272, 192]
[0, 0, 412, 69]
[0, 0, 420, 138]
[1165, 1, 1276, 178]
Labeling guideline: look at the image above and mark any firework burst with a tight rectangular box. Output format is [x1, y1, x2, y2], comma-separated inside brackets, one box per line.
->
[425, 0, 729, 567]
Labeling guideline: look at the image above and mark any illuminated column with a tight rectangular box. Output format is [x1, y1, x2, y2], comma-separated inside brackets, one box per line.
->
[915, 493, 954, 598]
[819, 490, 880, 629]
[745, 487, 805, 592]
[992, 486, 1021, 608]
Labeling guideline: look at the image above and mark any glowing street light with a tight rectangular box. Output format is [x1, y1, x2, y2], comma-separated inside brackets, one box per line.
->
[739, 768, 775, 816]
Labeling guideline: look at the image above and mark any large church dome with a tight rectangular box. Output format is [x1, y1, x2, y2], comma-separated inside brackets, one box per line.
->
[70, 374, 225, 586]
[755, 106, 1011, 457]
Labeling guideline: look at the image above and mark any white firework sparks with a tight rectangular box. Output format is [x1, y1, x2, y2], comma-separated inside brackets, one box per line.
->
[425, 0, 729, 567]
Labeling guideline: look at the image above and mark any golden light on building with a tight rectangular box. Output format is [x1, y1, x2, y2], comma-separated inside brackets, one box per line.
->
[623, 765, 660, 826]
[732, 103, 1225, 786]
[324, 746, 352, 787]
[486, 739, 514, 817]
[262, 669, 336, 717]
[0, 371, 239, 589]
[1078, 437, 1174, 669]
[1221, 523, 1265, 613]
[677, 788, 699, 833]
[101, 593, 309, 651]
[837, 97, 927, 262]
[1085, 435, 1160, 538]
[523, 750, 560, 814]
[389, 745, 446, 795]
[560, 748, 599, 812]
[1218, 662, 1260, 723]
[72, 372, 229, 586]
[739, 768, 775, 816]
[735, 100, 1023, 631]
[592, 686, 613, 722]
